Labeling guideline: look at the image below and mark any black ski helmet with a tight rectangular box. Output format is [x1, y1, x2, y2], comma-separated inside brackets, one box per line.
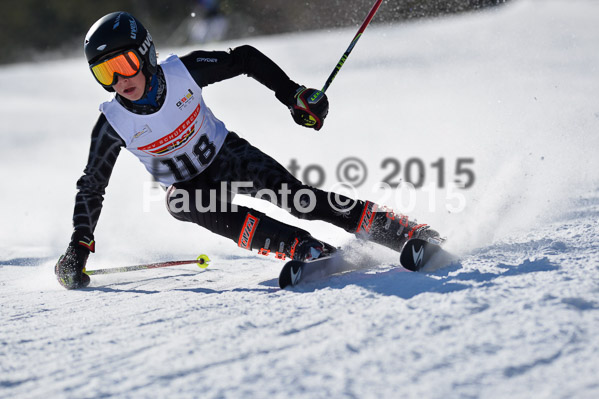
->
[84, 11, 157, 91]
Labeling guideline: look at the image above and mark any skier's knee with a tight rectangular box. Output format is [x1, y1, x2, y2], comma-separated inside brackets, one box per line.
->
[165, 186, 191, 222]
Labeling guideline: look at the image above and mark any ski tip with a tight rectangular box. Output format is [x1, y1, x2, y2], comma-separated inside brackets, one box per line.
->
[399, 238, 456, 272]
[278, 260, 304, 289]
[400, 238, 441, 272]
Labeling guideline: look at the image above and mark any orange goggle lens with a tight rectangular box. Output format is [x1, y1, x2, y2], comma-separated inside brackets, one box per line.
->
[91, 51, 141, 86]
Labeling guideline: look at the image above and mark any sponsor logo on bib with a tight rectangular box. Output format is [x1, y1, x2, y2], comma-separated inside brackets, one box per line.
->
[137, 104, 203, 156]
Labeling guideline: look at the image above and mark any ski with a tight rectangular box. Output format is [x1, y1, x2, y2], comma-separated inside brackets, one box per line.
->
[278, 253, 357, 289]
[399, 238, 454, 272]
[279, 239, 456, 288]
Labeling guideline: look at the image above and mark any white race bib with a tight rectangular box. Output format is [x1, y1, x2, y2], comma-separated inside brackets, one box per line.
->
[101, 55, 228, 185]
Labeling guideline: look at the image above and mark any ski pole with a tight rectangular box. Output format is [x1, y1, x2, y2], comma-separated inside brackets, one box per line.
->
[321, 0, 384, 93]
[84, 254, 210, 275]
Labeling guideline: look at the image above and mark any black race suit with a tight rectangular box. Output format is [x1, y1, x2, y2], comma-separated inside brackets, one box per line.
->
[73, 45, 366, 256]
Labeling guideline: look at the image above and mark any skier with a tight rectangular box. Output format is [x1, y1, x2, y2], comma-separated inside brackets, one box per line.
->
[189, 0, 228, 44]
[55, 11, 442, 289]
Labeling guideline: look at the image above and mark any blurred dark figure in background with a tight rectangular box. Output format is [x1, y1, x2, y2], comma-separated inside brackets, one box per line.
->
[189, 0, 229, 43]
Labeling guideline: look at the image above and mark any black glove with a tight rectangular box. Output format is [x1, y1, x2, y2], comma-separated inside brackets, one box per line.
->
[289, 86, 329, 131]
[55, 234, 94, 289]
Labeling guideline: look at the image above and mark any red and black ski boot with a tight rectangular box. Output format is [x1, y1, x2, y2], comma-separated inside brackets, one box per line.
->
[354, 201, 443, 252]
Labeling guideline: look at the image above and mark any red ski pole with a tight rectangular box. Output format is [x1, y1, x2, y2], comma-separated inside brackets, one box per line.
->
[84, 254, 210, 275]
[321, 0, 384, 93]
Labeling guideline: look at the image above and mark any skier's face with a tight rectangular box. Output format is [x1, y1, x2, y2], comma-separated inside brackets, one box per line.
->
[112, 71, 146, 101]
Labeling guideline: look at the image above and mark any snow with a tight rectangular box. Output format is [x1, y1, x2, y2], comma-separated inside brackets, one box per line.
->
[2, 0, 599, 397]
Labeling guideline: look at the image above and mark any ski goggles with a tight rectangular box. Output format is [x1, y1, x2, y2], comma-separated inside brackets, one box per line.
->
[90, 50, 142, 87]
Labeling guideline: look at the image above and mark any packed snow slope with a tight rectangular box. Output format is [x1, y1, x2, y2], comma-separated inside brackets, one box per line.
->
[2, 1, 599, 398]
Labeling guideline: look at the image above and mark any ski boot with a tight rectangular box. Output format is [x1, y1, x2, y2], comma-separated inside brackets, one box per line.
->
[354, 201, 443, 253]
[237, 212, 335, 261]
[292, 237, 337, 262]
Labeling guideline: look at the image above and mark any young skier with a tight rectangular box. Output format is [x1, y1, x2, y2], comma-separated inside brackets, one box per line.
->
[55, 11, 442, 289]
